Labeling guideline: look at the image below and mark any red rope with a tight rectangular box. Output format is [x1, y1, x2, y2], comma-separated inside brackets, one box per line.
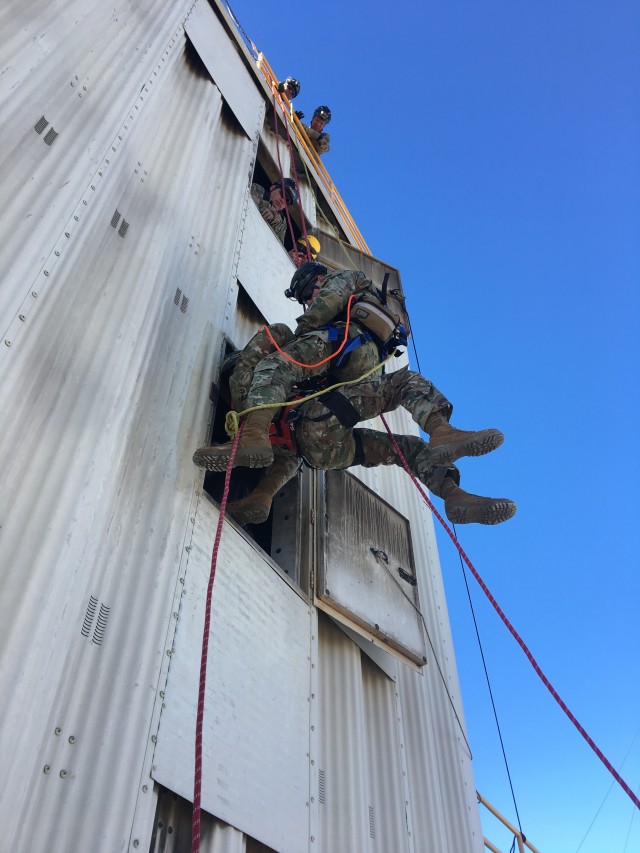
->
[271, 96, 310, 258]
[379, 414, 640, 811]
[191, 425, 244, 852]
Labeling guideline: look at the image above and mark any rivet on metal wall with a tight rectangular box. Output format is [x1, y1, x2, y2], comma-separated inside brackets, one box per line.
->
[68, 736, 76, 744]
[19, 315, 25, 322]
[55, 250, 60, 256]
[59, 770, 67, 778]
[132, 841, 139, 848]
[142, 785, 148, 793]
[44, 270, 49, 276]
[5, 340, 12, 347]
[65, 232, 70, 237]
[54, 727, 62, 736]
[43, 765, 50, 774]
[74, 215, 79, 221]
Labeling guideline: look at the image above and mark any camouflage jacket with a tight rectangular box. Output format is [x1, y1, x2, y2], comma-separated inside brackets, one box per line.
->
[302, 125, 331, 154]
[294, 269, 378, 336]
[250, 183, 287, 243]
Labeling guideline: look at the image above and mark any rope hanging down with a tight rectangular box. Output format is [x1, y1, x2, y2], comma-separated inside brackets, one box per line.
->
[378, 413, 640, 812]
[191, 425, 244, 853]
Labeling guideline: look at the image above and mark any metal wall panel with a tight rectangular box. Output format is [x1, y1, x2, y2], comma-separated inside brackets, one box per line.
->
[185, 0, 262, 140]
[235, 200, 300, 330]
[317, 470, 427, 665]
[0, 0, 188, 330]
[153, 494, 313, 853]
[0, 7, 260, 850]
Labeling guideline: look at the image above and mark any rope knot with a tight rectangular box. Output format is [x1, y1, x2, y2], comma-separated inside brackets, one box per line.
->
[225, 410, 240, 439]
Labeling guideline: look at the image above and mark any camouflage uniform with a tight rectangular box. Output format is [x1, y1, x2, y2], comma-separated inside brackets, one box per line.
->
[228, 325, 454, 505]
[295, 366, 455, 492]
[243, 269, 384, 412]
[250, 183, 287, 244]
[302, 125, 331, 154]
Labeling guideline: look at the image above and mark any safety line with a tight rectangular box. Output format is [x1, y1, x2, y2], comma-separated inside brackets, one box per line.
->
[224, 351, 397, 438]
[263, 293, 359, 369]
[191, 425, 244, 853]
[271, 95, 311, 258]
[378, 414, 640, 812]
[455, 534, 524, 835]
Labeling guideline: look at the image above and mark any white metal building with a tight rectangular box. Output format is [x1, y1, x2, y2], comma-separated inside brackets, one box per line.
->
[0, 0, 484, 849]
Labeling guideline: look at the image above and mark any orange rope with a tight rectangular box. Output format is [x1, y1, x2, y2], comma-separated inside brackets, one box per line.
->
[263, 294, 358, 369]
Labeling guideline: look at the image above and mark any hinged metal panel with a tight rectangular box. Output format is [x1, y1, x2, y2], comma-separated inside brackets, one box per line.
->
[185, 0, 263, 139]
[152, 494, 313, 853]
[316, 471, 427, 667]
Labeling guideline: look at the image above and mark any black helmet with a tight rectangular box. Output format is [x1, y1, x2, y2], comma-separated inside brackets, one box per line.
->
[270, 177, 299, 205]
[278, 77, 300, 99]
[285, 261, 328, 303]
[313, 105, 331, 123]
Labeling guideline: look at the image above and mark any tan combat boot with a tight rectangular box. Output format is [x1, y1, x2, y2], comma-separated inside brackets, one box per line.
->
[424, 411, 504, 466]
[227, 453, 299, 525]
[192, 408, 275, 472]
[439, 478, 517, 525]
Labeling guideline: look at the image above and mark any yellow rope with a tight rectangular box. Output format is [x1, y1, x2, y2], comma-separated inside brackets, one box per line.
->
[224, 350, 398, 438]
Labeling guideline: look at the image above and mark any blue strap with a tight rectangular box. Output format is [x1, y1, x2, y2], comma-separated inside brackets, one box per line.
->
[336, 331, 372, 367]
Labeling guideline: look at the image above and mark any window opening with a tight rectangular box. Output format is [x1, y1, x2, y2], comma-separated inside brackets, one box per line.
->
[201, 287, 308, 588]
[251, 144, 302, 252]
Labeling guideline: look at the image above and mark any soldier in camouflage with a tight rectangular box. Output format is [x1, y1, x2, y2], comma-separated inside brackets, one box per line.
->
[250, 178, 299, 244]
[193, 262, 507, 483]
[195, 326, 516, 526]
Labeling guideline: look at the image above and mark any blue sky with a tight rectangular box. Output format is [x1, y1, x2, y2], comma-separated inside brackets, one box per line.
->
[227, 2, 640, 850]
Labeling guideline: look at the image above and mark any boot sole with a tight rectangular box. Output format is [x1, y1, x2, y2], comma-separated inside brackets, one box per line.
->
[227, 504, 271, 525]
[192, 445, 274, 472]
[429, 429, 504, 466]
[446, 499, 517, 526]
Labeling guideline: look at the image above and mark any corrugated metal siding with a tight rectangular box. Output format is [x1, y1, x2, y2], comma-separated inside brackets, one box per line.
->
[0, 1, 261, 849]
[153, 494, 313, 853]
[0, 1, 484, 851]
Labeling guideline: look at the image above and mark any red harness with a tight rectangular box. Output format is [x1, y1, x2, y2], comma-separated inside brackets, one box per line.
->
[268, 404, 298, 453]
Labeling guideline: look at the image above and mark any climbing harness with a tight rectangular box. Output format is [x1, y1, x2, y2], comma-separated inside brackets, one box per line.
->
[268, 405, 299, 454]
[223, 349, 397, 440]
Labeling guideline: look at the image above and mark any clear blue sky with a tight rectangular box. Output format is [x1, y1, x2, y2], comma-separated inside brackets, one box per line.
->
[228, 2, 640, 850]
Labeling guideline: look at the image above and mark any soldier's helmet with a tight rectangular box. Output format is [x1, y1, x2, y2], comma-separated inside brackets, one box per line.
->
[313, 105, 331, 124]
[278, 77, 300, 99]
[297, 235, 321, 259]
[285, 261, 328, 303]
[270, 177, 299, 205]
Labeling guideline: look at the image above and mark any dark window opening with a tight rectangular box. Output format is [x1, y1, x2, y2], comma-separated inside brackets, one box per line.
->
[251, 146, 302, 253]
[202, 336, 306, 587]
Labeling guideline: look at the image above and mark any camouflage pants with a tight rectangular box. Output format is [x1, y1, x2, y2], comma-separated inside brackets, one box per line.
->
[295, 367, 456, 495]
[234, 323, 382, 411]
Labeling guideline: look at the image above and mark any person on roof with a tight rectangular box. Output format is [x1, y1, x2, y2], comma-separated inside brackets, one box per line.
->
[289, 234, 321, 267]
[192, 262, 513, 525]
[250, 178, 299, 244]
[277, 77, 300, 101]
[195, 335, 516, 527]
[302, 106, 331, 155]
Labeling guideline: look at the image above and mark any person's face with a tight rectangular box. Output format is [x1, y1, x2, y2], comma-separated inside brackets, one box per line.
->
[269, 186, 287, 211]
[310, 115, 326, 133]
[305, 279, 323, 304]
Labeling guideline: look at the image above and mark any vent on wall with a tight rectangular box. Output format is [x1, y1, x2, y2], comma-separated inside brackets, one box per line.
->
[369, 805, 375, 839]
[318, 769, 326, 805]
[173, 288, 189, 314]
[43, 128, 58, 146]
[81, 595, 111, 646]
[34, 115, 48, 134]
